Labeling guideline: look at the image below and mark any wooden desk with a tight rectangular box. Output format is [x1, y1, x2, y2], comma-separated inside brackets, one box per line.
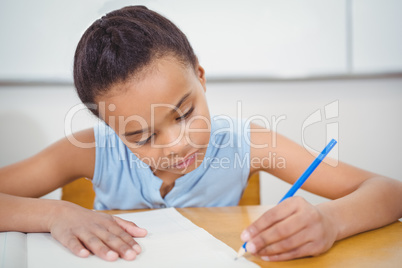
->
[108, 206, 402, 268]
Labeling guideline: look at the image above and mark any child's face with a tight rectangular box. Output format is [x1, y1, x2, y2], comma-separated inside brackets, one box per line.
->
[97, 56, 210, 176]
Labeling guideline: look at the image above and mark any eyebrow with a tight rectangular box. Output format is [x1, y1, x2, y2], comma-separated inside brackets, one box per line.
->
[123, 92, 191, 137]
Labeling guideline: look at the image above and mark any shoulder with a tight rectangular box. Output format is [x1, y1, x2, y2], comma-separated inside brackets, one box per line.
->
[208, 116, 251, 157]
[210, 116, 250, 142]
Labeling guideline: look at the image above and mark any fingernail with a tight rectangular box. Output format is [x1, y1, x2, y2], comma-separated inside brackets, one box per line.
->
[78, 249, 89, 257]
[246, 242, 257, 254]
[106, 250, 118, 260]
[261, 256, 270, 261]
[241, 230, 250, 241]
[124, 249, 136, 260]
[133, 244, 142, 254]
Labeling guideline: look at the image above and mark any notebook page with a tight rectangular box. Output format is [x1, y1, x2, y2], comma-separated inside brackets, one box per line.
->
[0, 232, 27, 268]
[27, 208, 259, 268]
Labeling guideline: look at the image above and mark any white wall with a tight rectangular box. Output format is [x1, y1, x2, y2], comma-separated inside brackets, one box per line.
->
[1, 0, 401, 80]
[353, 0, 402, 73]
[1, 78, 401, 204]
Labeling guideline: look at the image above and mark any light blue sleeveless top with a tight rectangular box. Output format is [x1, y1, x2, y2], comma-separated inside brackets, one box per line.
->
[92, 116, 251, 210]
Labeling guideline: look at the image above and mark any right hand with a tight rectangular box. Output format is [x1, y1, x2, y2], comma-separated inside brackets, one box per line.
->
[48, 201, 147, 261]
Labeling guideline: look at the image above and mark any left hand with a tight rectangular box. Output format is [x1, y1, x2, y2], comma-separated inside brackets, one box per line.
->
[240, 196, 338, 261]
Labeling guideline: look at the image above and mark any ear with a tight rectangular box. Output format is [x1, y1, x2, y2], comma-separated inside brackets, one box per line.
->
[196, 64, 207, 92]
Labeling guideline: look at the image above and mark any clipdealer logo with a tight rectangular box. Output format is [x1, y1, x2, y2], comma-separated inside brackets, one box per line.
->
[301, 100, 339, 166]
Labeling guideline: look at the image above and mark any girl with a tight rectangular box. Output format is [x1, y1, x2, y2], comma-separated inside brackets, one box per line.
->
[0, 5, 401, 263]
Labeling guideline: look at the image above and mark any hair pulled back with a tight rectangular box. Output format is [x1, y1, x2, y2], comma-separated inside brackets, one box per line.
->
[73, 5, 197, 117]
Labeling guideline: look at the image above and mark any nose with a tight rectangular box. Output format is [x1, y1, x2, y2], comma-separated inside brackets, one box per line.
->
[160, 124, 189, 157]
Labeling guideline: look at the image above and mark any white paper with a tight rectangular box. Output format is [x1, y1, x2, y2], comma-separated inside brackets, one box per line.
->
[26, 208, 259, 268]
[0, 232, 27, 268]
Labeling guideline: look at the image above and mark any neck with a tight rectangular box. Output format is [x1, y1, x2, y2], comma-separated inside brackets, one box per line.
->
[152, 169, 183, 198]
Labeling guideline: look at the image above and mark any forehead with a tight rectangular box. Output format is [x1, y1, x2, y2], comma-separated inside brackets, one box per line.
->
[97, 58, 196, 125]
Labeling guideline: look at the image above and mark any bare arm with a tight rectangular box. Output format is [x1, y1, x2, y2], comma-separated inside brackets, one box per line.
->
[0, 193, 62, 232]
[318, 176, 402, 240]
[0, 128, 95, 198]
[0, 128, 96, 232]
[243, 123, 402, 261]
[0, 129, 147, 261]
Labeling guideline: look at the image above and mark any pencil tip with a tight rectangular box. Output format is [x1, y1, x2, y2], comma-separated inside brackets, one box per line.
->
[236, 246, 246, 260]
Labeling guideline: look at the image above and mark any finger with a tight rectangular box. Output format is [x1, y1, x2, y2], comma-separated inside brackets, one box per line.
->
[92, 226, 138, 261]
[107, 224, 136, 246]
[114, 216, 148, 238]
[256, 227, 311, 256]
[250, 205, 314, 254]
[113, 217, 147, 255]
[262, 241, 320, 262]
[58, 234, 90, 258]
[106, 223, 143, 255]
[77, 232, 120, 261]
[246, 213, 309, 254]
[241, 198, 299, 242]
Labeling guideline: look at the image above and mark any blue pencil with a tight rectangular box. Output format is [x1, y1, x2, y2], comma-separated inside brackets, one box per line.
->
[236, 139, 337, 259]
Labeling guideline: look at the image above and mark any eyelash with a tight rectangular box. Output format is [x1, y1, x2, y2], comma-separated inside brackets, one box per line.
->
[175, 106, 194, 121]
[135, 106, 194, 146]
[135, 133, 155, 146]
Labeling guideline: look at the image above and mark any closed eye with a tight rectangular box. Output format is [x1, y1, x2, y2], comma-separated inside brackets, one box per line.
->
[134, 106, 194, 145]
[176, 106, 194, 121]
[135, 133, 155, 146]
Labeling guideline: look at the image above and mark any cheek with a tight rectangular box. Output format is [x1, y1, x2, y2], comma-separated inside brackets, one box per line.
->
[129, 147, 161, 167]
[187, 119, 210, 147]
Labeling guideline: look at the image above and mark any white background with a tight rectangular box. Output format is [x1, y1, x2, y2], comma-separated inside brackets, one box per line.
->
[1, 0, 402, 80]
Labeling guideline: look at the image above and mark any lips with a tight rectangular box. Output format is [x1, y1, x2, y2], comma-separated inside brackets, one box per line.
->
[170, 152, 197, 169]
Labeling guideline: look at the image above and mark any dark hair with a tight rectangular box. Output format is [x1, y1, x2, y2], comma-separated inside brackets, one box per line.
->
[73, 5, 197, 117]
